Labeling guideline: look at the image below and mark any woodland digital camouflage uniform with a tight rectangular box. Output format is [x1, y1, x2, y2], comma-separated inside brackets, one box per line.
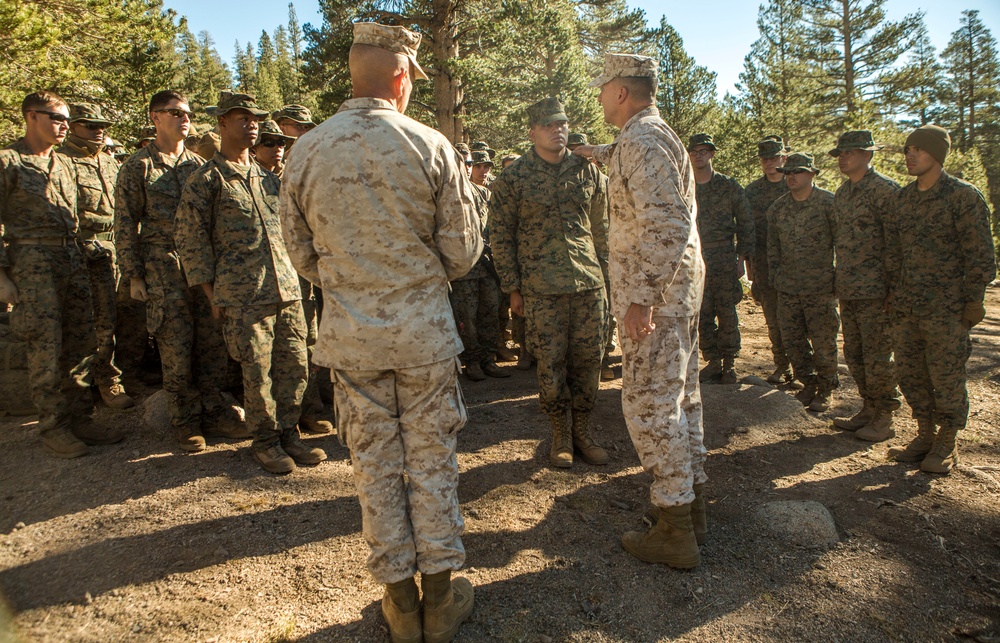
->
[280, 90, 481, 583]
[490, 143, 609, 416]
[174, 153, 307, 449]
[114, 142, 231, 434]
[0, 139, 96, 438]
[885, 171, 996, 431]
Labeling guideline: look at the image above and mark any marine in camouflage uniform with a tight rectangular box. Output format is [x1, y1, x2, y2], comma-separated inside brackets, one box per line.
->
[745, 136, 793, 384]
[827, 131, 901, 441]
[687, 133, 753, 384]
[767, 153, 840, 412]
[114, 89, 239, 453]
[272, 104, 316, 144]
[280, 23, 481, 639]
[175, 92, 324, 475]
[490, 97, 610, 469]
[58, 103, 136, 410]
[0, 91, 123, 458]
[584, 54, 707, 568]
[884, 125, 996, 474]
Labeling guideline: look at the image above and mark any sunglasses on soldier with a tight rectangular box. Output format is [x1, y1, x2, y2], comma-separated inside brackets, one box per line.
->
[79, 122, 106, 131]
[154, 108, 193, 118]
[259, 138, 287, 148]
[785, 169, 811, 175]
[29, 110, 70, 123]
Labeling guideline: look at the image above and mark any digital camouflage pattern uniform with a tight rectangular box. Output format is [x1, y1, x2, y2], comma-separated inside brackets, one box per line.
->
[830, 140, 901, 415]
[281, 92, 482, 583]
[767, 154, 839, 395]
[590, 60, 707, 508]
[885, 170, 995, 434]
[745, 137, 790, 373]
[175, 151, 307, 450]
[0, 139, 95, 441]
[115, 141, 231, 436]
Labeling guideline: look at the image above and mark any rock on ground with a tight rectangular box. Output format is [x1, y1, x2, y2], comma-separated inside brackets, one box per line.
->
[755, 500, 839, 549]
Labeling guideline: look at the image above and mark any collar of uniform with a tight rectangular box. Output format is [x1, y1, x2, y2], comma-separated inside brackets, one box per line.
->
[212, 150, 262, 181]
[337, 97, 397, 113]
[9, 138, 57, 171]
[911, 169, 952, 200]
[147, 141, 196, 168]
[845, 166, 876, 196]
[620, 105, 661, 137]
[526, 146, 578, 174]
[62, 133, 104, 158]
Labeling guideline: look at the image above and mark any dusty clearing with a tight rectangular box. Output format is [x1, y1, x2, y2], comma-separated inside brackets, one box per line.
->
[1, 289, 999, 642]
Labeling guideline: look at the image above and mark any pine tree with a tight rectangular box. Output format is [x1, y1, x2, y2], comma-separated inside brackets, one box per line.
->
[943, 9, 1000, 151]
[879, 18, 945, 128]
[650, 17, 718, 143]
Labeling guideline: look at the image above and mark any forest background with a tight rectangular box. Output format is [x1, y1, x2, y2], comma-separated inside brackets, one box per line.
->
[3, 0, 999, 251]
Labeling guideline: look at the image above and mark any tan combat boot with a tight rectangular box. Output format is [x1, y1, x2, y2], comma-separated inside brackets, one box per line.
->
[299, 415, 334, 435]
[794, 376, 818, 407]
[549, 412, 573, 468]
[855, 410, 895, 442]
[766, 365, 793, 385]
[809, 389, 833, 412]
[202, 406, 252, 439]
[464, 361, 486, 381]
[382, 577, 422, 643]
[887, 419, 936, 462]
[622, 504, 701, 569]
[691, 483, 707, 545]
[719, 355, 737, 384]
[699, 359, 722, 383]
[175, 423, 206, 452]
[422, 571, 474, 643]
[570, 411, 609, 465]
[516, 347, 536, 371]
[72, 419, 125, 446]
[253, 442, 296, 474]
[42, 427, 90, 459]
[920, 425, 959, 474]
[833, 400, 873, 431]
[281, 427, 327, 466]
[100, 382, 136, 409]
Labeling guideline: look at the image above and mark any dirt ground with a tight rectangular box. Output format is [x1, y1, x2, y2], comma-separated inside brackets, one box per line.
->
[1, 287, 999, 643]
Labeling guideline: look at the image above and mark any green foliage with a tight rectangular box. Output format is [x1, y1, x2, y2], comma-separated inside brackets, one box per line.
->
[650, 17, 718, 144]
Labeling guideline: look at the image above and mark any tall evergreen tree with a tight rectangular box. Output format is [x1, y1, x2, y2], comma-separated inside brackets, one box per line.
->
[879, 18, 945, 128]
[943, 9, 1000, 152]
[650, 17, 718, 142]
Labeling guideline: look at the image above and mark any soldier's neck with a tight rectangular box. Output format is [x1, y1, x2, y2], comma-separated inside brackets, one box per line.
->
[155, 136, 185, 158]
[22, 132, 54, 157]
[916, 165, 943, 192]
[694, 166, 713, 184]
[220, 141, 251, 166]
[764, 172, 783, 183]
[846, 165, 870, 185]
[790, 184, 814, 202]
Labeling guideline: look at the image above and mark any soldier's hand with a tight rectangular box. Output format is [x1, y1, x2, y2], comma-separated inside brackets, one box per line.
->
[962, 301, 986, 329]
[571, 145, 595, 159]
[510, 290, 525, 317]
[0, 272, 19, 304]
[623, 303, 655, 342]
[211, 304, 226, 321]
[130, 277, 148, 302]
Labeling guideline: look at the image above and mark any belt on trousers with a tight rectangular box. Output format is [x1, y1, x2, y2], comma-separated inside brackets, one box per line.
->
[8, 237, 75, 247]
[701, 238, 734, 250]
[81, 231, 114, 242]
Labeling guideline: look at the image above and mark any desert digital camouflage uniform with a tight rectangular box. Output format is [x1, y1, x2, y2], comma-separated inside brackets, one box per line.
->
[58, 106, 125, 394]
[490, 134, 609, 417]
[693, 164, 753, 362]
[0, 139, 95, 438]
[831, 157, 901, 413]
[114, 141, 231, 434]
[745, 138, 790, 372]
[767, 160, 839, 395]
[591, 99, 707, 508]
[885, 171, 995, 432]
[175, 152, 307, 449]
[281, 89, 482, 581]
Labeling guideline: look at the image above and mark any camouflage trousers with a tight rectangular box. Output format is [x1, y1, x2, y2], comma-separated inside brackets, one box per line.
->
[115, 274, 148, 379]
[143, 246, 229, 430]
[524, 288, 607, 415]
[621, 314, 707, 508]
[450, 276, 501, 364]
[603, 278, 618, 365]
[81, 239, 123, 388]
[750, 262, 788, 369]
[777, 292, 840, 393]
[7, 244, 95, 435]
[299, 277, 324, 419]
[891, 311, 971, 430]
[334, 357, 467, 584]
[840, 298, 900, 412]
[222, 301, 308, 448]
[699, 249, 743, 360]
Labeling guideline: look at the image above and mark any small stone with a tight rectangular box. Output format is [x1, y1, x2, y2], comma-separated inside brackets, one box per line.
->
[84, 592, 93, 605]
[609, 500, 629, 510]
[14, 522, 24, 530]
[214, 547, 229, 558]
[538, 635, 553, 643]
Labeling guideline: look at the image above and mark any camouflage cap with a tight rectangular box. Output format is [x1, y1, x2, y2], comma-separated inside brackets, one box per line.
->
[567, 133, 589, 148]
[687, 132, 717, 151]
[272, 104, 314, 125]
[254, 119, 296, 146]
[589, 53, 659, 88]
[470, 141, 495, 159]
[526, 97, 568, 127]
[757, 135, 789, 158]
[353, 22, 429, 81]
[828, 130, 883, 156]
[470, 150, 494, 166]
[139, 126, 157, 141]
[777, 152, 821, 175]
[69, 103, 113, 126]
[214, 91, 269, 118]
[454, 142, 470, 155]
[500, 153, 520, 166]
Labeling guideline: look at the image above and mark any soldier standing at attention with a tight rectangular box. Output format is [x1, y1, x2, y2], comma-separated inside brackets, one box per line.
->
[827, 131, 901, 442]
[767, 153, 839, 412]
[688, 133, 753, 384]
[490, 97, 610, 470]
[58, 103, 136, 410]
[115, 90, 244, 453]
[744, 135, 796, 386]
[272, 105, 316, 143]
[174, 92, 325, 475]
[251, 120, 293, 177]
[0, 91, 123, 458]
[280, 23, 481, 642]
[884, 125, 995, 474]
[575, 53, 707, 568]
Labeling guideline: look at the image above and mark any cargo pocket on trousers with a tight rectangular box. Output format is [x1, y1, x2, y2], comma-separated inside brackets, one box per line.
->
[450, 356, 469, 435]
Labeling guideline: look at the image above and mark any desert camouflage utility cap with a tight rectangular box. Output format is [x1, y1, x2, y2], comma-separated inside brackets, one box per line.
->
[828, 130, 883, 156]
[69, 103, 113, 126]
[567, 132, 589, 147]
[777, 152, 821, 175]
[589, 53, 658, 88]
[214, 91, 269, 118]
[757, 135, 789, 158]
[687, 132, 717, 151]
[272, 104, 314, 124]
[255, 119, 296, 145]
[454, 142, 470, 155]
[470, 140, 495, 159]
[526, 97, 568, 127]
[470, 150, 494, 166]
[353, 22, 429, 81]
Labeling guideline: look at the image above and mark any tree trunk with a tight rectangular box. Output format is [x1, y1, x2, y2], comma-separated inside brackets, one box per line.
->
[428, 0, 463, 143]
[841, 0, 854, 116]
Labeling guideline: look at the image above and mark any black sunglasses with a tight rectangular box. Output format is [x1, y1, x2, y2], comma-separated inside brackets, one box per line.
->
[260, 139, 287, 148]
[80, 122, 107, 131]
[465, 160, 474, 166]
[30, 110, 70, 123]
[154, 108, 193, 118]
[785, 169, 811, 175]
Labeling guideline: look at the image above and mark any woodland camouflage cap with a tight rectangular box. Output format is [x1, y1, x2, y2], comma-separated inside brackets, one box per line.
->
[777, 152, 821, 175]
[470, 150, 494, 166]
[254, 119, 296, 145]
[470, 140, 495, 159]
[69, 103, 113, 125]
[526, 97, 567, 127]
[687, 132, 716, 151]
[757, 135, 789, 158]
[454, 142, 470, 154]
[829, 130, 883, 156]
[214, 91, 269, 118]
[589, 53, 658, 88]
[353, 22, 429, 80]
[272, 104, 314, 124]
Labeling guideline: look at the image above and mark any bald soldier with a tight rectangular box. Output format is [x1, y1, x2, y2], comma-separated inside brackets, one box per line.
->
[281, 23, 480, 642]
